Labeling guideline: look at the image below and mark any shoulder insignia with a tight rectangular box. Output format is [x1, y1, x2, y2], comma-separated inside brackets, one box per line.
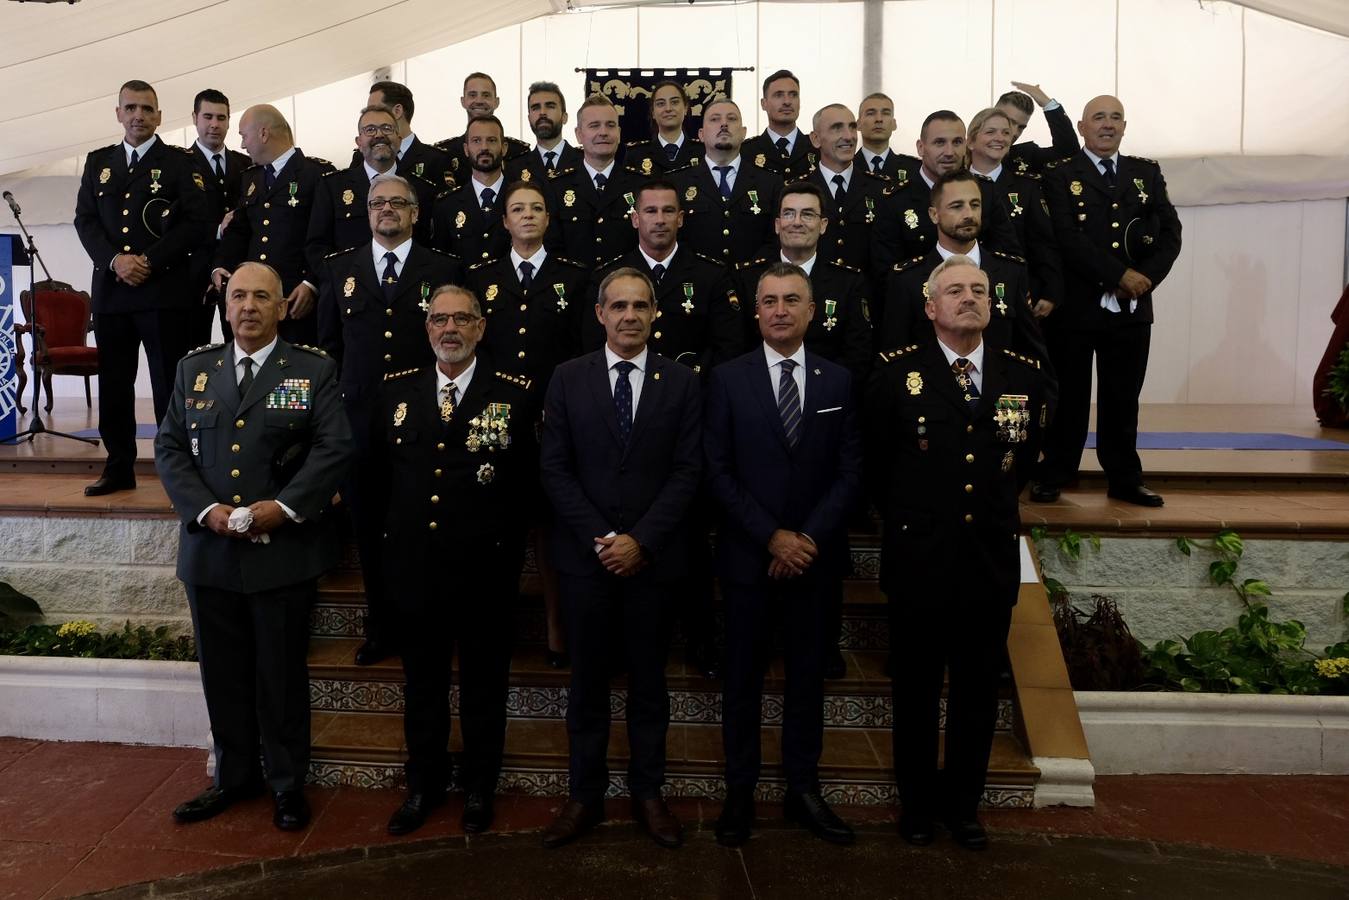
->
[324, 246, 360, 260]
[597, 252, 629, 270]
[495, 371, 533, 389]
[407, 171, 437, 189]
[1002, 348, 1042, 370]
[321, 168, 340, 178]
[307, 156, 332, 167]
[434, 188, 454, 201]
[174, 144, 194, 156]
[830, 260, 861, 274]
[882, 184, 898, 196]
[991, 250, 1026, 264]
[893, 255, 927, 273]
[1129, 155, 1159, 166]
[1016, 170, 1042, 181]
[432, 139, 454, 152]
[1044, 156, 1074, 170]
[876, 344, 920, 364]
[426, 246, 462, 261]
[625, 139, 644, 148]
[243, 163, 262, 172]
[664, 161, 696, 176]
[468, 257, 499, 271]
[735, 257, 770, 271]
[551, 166, 578, 179]
[293, 343, 329, 358]
[692, 250, 727, 267]
[184, 342, 224, 357]
[383, 367, 421, 381]
[554, 256, 589, 269]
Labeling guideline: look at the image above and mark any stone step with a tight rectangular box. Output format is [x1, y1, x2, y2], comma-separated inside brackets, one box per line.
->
[306, 710, 1038, 808]
[306, 638, 1014, 732]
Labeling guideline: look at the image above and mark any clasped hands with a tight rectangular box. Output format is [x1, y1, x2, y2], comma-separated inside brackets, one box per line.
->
[768, 529, 817, 580]
[594, 533, 645, 577]
[1117, 267, 1152, 300]
[113, 253, 151, 286]
[204, 500, 287, 539]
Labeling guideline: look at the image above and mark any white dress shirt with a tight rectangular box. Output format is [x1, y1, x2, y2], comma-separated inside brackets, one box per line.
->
[936, 338, 985, 393]
[818, 161, 854, 195]
[583, 159, 616, 190]
[510, 245, 548, 283]
[471, 173, 505, 207]
[195, 139, 226, 174]
[705, 156, 741, 194]
[640, 243, 678, 270]
[765, 127, 802, 156]
[436, 355, 477, 406]
[123, 135, 158, 167]
[936, 242, 982, 267]
[859, 146, 890, 170]
[763, 341, 807, 408]
[372, 238, 412, 279]
[398, 133, 417, 158]
[605, 344, 648, 415]
[268, 146, 296, 177]
[780, 251, 816, 276]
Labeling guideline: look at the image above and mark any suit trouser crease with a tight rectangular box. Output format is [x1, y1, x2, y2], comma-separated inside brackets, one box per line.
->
[95, 308, 193, 476]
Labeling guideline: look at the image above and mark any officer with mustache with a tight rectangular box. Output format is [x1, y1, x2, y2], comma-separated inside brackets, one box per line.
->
[506, 81, 583, 185]
[431, 115, 513, 265]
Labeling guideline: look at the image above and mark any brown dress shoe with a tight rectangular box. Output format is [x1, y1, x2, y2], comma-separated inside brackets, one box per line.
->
[541, 799, 604, 849]
[631, 796, 683, 849]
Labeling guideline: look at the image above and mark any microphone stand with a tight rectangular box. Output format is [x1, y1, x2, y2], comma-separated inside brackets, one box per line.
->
[2, 200, 100, 446]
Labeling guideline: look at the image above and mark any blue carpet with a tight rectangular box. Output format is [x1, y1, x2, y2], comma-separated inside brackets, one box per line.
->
[71, 424, 159, 440]
[1086, 432, 1349, 451]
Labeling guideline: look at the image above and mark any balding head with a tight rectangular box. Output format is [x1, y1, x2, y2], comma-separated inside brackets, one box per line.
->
[1079, 95, 1126, 156]
[238, 104, 293, 165]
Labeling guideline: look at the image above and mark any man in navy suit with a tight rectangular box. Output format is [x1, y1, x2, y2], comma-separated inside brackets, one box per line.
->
[704, 262, 861, 847]
[539, 267, 703, 850]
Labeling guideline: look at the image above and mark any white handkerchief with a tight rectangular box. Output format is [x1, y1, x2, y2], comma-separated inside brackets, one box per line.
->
[1100, 291, 1138, 314]
[227, 506, 270, 544]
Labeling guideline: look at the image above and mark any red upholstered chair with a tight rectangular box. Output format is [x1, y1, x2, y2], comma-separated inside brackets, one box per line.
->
[18, 279, 98, 412]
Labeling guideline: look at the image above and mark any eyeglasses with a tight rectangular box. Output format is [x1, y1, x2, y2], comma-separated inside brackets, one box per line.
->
[778, 209, 822, 223]
[360, 123, 397, 136]
[428, 312, 481, 328]
[367, 197, 415, 210]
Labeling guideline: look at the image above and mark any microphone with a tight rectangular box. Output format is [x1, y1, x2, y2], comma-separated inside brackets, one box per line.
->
[2, 191, 19, 217]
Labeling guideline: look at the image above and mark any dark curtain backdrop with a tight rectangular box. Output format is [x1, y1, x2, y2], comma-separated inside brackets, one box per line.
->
[581, 68, 735, 145]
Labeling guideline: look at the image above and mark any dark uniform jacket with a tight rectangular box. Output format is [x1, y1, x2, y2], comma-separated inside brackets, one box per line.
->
[588, 246, 744, 375]
[214, 149, 335, 293]
[316, 242, 462, 423]
[807, 164, 891, 276]
[348, 136, 459, 191]
[1007, 104, 1080, 175]
[735, 255, 872, 382]
[1042, 151, 1182, 330]
[430, 179, 510, 266]
[183, 143, 250, 297]
[74, 138, 211, 314]
[854, 149, 921, 182]
[305, 164, 438, 277]
[670, 158, 782, 266]
[870, 173, 1021, 284]
[435, 133, 531, 185]
[864, 341, 1048, 601]
[464, 252, 590, 397]
[153, 339, 354, 593]
[505, 142, 583, 185]
[544, 163, 646, 267]
[623, 137, 706, 176]
[981, 168, 1063, 307]
[741, 129, 817, 182]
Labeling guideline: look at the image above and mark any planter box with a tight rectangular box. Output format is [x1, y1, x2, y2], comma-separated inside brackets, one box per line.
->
[1077, 691, 1349, 775]
[0, 656, 208, 748]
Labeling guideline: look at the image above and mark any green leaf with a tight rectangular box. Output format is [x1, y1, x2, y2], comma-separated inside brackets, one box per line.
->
[1209, 559, 1238, 587]
[1180, 677, 1204, 692]
[1060, 530, 1082, 561]
[1089, 534, 1102, 552]
[1242, 579, 1272, 597]
[0, 582, 42, 625]
[1175, 537, 1192, 557]
[1043, 576, 1067, 600]
[1031, 526, 1048, 543]
[1213, 529, 1244, 559]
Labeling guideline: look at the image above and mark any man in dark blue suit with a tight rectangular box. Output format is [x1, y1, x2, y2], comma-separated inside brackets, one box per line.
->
[538, 267, 703, 850]
[704, 263, 861, 847]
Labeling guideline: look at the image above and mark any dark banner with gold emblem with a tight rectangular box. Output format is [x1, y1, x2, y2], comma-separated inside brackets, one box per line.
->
[581, 68, 734, 145]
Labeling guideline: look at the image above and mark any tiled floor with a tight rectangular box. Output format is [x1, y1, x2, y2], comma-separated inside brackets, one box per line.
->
[1, 738, 1346, 898]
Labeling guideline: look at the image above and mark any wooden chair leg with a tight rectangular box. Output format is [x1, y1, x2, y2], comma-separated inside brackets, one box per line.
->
[84, 376, 92, 408]
[42, 370, 54, 413]
[15, 362, 26, 415]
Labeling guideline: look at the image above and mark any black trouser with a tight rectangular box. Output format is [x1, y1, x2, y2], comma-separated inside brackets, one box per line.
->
[340, 400, 390, 648]
[186, 579, 315, 793]
[721, 573, 830, 793]
[561, 572, 672, 804]
[680, 501, 719, 660]
[1038, 321, 1151, 490]
[890, 591, 1013, 821]
[399, 561, 517, 796]
[93, 307, 193, 478]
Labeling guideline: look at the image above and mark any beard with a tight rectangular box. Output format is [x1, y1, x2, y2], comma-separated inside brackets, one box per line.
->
[532, 118, 560, 141]
[434, 339, 473, 365]
[471, 151, 502, 173]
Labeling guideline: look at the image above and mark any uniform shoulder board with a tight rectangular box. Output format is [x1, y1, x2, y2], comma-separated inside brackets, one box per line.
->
[432, 138, 453, 151]
[735, 257, 770, 271]
[184, 342, 224, 358]
[830, 260, 862, 274]
[692, 250, 727, 267]
[1001, 348, 1042, 370]
[407, 171, 437, 189]
[1014, 170, 1042, 181]
[324, 245, 360, 260]
[434, 188, 454, 201]
[860, 168, 889, 183]
[552, 166, 578, 179]
[596, 251, 628, 270]
[1044, 156, 1074, 170]
[876, 344, 920, 364]
[1128, 155, 1159, 166]
[495, 371, 533, 389]
[893, 255, 927, 274]
[625, 139, 645, 148]
[173, 144, 194, 156]
[243, 162, 262, 173]
[321, 168, 341, 178]
[293, 343, 330, 358]
[427, 246, 462, 262]
[991, 249, 1026, 265]
[91, 142, 120, 156]
[663, 161, 696, 176]
[468, 257, 499, 271]
[506, 136, 531, 151]
[554, 256, 589, 269]
[307, 156, 332, 167]
[383, 367, 421, 381]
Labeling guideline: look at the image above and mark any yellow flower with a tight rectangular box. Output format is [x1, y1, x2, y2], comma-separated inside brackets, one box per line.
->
[1314, 657, 1349, 679]
[56, 620, 97, 638]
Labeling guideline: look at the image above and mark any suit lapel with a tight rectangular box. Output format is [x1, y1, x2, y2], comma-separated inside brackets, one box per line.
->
[1080, 151, 1115, 199]
[748, 350, 792, 451]
[393, 245, 433, 307]
[587, 351, 623, 447]
[626, 352, 664, 453]
[977, 346, 1007, 417]
[356, 247, 383, 299]
[237, 339, 292, 416]
[205, 345, 240, 412]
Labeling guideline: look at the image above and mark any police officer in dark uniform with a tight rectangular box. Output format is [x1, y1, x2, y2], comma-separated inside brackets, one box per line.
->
[865, 254, 1050, 851]
[184, 88, 249, 345]
[505, 81, 583, 186]
[156, 261, 353, 833]
[74, 79, 211, 496]
[379, 284, 536, 837]
[545, 95, 646, 267]
[805, 103, 891, 284]
[997, 82, 1081, 176]
[213, 105, 334, 346]
[855, 92, 922, 181]
[358, 81, 457, 191]
[308, 107, 437, 275]
[432, 115, 514, 267]
[317, 173, 462, 667]
[623, 80, 707, 177]
[1032, 95, 1181, 508]
[434, 72, 531, 183]
[741, 70, 817, 182]
[671, 97, 782, 268]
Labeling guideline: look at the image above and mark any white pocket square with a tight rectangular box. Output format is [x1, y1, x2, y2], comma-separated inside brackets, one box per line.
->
[815, 406, 842, 414]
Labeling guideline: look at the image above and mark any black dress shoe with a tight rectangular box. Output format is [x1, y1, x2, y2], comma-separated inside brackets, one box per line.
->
[714, 788, 755, 847]
[172, 781, 264, 824]
[824, 650, 847, 680]
[272, 790, 310, 831]
[944, 817, 989, 850]
[462, 791, 494, 834]
[631, 796, 683, 849]
[783, 790, 855, 846]
[898, 813, 935, 846]
[387, 791, 446, 836]
[546, 649, 570, 669]
[1107, 484, 1165, 507]
[354, 640, 395, 666]
[1028, 481, 1060, 503]
[85, 474, 136, 497]
[541, 799, 605, 849]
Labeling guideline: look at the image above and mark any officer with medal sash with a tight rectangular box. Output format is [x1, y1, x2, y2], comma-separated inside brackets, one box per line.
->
[741, 70, 817, 182]
[623, 80, 707, 176]
[184, 88, 249, 345]
[804, 103, 891, 287]
[317, 173, 462, 667]
[156, 261, 353, 833]
[855, 92, 922, 181]
[378, 284, 536, 837]
[74, 79, 211, 496]
[212, 105, 334, 346]
[434, 73, 531, 181]
[431, 115, 513, 266]
[505, 81, 583, 187]
[865, 254, 1050, 851]
[670, 97, 782, 268]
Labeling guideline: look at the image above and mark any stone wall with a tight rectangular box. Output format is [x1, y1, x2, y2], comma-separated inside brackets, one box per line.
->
[0, 515, 189, 633]
[1036, 537, 1349, 650]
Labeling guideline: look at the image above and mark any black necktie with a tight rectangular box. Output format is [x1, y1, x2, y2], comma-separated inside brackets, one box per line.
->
[239, 357, 254, 396]
[212, 153, 223, 179]
[714, 165, 732, 199]
[775, 136, 790, 158]
[871, 155, 884, 176]
[264, 163, 276, 190]
[544, 150, 556, 172]
[1101, 157, 1117, 188]
[480, 187, 495, 211]
[381, 251, 399, 303]
[518, 260, 534, 289]
[665, 143, 679, 162]
[953, 357, 980, 410]
[129, 149, 140, 170]
[651, 263, 665, 284]
[831, 173, 847, 206]
[778, 359, 802, 448]
[594, 172, 607, 192]
[613, 360, 636, 445]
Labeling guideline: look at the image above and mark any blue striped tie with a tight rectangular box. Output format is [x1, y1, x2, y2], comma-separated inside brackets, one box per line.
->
[614, 360, 636, 445]
[778, 359, 801, 448]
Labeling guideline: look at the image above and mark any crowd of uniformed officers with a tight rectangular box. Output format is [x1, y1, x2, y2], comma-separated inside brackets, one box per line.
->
[108, 65, 1181, 851]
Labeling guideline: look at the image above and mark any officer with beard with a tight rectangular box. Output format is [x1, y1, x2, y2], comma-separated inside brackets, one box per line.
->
[431, 115, 512, 265]
[435, 73, 531, 181]
[506, 81, 582, 185]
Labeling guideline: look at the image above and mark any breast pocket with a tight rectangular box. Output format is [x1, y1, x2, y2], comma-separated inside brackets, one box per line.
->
[186, 411, 218, 467]
[264, 409, 311, 433]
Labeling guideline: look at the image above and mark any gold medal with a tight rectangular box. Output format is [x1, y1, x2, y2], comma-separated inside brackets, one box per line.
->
[906, 371, 922, 395]
[684, 186, 697, 202]
[342, 189, 354, 206]
[99, 168, 111, 184]
[641, 157, 653, 175]
[1070, 180, 1083, 196]
[563, 189, 576, 207]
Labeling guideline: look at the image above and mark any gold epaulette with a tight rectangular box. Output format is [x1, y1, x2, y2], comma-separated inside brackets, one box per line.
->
[551, 166, 578, 179]
[1044, 157, 1075, 170]
[877, 344, 919, 364]
[321, 168, 340, 178]
[829, 260, 861, 274]
[735, 257, 770, 271]
[991, 249, 1026, 265]
[468, 257, 499, 271]
[554, 256, 588, 269]
[692, 250, 728, 268]
[308, 156, 333, 167]
[384, 367, 421, 381]
[1001, 348, 1042, 369]
[324, 246, 359, 259]
[293, 343, 329, 358]
[184, 342, 224, 357]
[1129, 155, 1159, 166]
[495, 371, 532, 389]
[892, 255, 927, 273]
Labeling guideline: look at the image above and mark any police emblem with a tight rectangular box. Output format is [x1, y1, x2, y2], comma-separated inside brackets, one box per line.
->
[343, 276, 355, 298]
[906, 371, 923, 395]
[563, 189, 576, 208]
[193, 372, 208, 393]
[393, 402, 407, 427]
[1070, 180, 1083, 196]
[455, 210, 467, 229]
[192, 173, 205, 190]
[520, 169, 531, 182]
[684, 186, 697, 202]
[904, 209, 919, 230]
[641, 157, 653, 175]
[342, 189, 354, 206]
[476, 462, 495, 485]
[485, 284, 499, 303]
[754, 153, 766, 168]
[99, 168, 111, 184]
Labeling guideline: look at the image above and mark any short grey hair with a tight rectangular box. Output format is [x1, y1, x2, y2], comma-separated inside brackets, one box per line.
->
[369, 172, 416, 206]
[755, 261, 812, 304]
[425, 283, 482, 319]
[597, 266, 654, 308]
[811, 102, 852, 133]
[925, 254, 986, 300]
